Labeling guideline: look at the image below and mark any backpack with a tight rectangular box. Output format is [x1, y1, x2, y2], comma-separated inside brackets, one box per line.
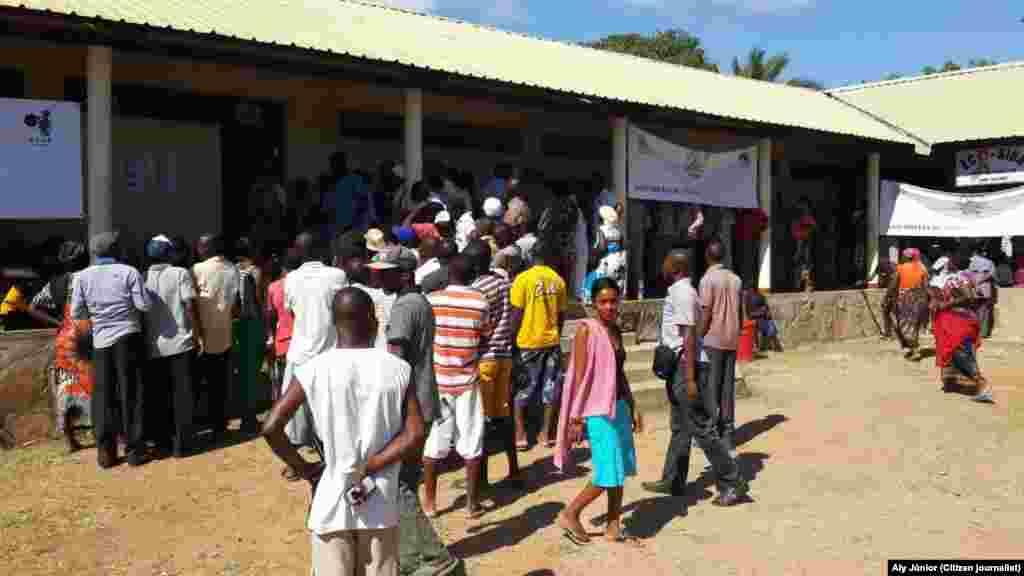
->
[238, 270, 262, 321]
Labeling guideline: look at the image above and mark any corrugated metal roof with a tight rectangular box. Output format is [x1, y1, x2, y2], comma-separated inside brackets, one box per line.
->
[828, 61, 1024, 146]
[2, 0, 921, 149]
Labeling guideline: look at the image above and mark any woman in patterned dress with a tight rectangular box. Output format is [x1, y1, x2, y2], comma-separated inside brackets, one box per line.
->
[930, 254, 994, 403]
[889, 248, 930, 360]
[31, 241, 93, 452]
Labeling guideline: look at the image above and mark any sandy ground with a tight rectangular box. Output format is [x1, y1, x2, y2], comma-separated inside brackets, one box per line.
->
[1, 338, 1021, 575]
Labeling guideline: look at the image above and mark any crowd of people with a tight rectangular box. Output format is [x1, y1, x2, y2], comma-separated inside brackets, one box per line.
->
[878, 242, 999, 403]
[8, 152, 655, 575]
[2, 151, 1004, 574]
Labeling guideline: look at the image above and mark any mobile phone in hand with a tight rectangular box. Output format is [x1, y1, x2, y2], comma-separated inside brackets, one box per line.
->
[345, 476, 377, 506]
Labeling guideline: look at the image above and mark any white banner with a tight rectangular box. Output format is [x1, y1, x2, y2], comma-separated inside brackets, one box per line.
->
[628, 126, 757, 208]
[956, 144, 1024, 187]
[0, 98, 83, 219]
[879, 180, 1024, 237]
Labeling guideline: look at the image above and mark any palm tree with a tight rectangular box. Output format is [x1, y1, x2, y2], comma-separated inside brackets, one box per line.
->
[732, 48, 790, 82]
[786, 78, 824, 90]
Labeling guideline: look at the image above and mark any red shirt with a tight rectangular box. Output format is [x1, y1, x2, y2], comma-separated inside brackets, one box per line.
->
[266, 277, 293, 357]
[791, 215, 816, 241]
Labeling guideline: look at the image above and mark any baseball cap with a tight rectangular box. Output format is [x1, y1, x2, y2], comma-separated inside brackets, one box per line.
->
[368, 246, 418, 272]
[146, 234, 175, 260]
[434, 211, 451, 225]
[392, 226, 417, 244]
[483, 197, 504, 219]
[365, 228, 387, 252]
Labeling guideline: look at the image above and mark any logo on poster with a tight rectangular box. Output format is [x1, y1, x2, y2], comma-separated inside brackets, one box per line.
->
[23, 109, 53, 146]
[957, 198, 986, 217]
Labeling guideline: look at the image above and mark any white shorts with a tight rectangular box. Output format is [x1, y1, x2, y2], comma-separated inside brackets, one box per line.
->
[423, 387, 485, 461]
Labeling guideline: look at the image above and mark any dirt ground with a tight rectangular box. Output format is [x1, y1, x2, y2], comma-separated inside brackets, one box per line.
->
[1, 338, 1021, 576]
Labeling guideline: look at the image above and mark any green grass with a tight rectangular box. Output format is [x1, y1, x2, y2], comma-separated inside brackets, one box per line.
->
[0, 440, 64, 483]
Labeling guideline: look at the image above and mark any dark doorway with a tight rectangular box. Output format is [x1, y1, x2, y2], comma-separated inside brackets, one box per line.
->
[64, 78, 285, 243]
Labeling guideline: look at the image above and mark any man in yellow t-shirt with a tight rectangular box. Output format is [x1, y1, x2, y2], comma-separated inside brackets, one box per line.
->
[509, 240, 566, 449]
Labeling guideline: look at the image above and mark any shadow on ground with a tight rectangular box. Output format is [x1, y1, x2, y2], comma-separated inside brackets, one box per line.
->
[449, 501, 563, 560]
[585, 413, 785, 538]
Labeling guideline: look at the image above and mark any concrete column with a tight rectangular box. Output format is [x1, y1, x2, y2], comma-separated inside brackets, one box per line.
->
[87, 45, 113, 242]
[404, 88, 423, 190]
[757, 138, 772, 291]
[866, 152, 881, 284]
[612, 116, 628, 211]
[611, 116, 632, 294]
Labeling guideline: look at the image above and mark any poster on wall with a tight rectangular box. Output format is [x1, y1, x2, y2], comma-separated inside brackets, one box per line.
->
[956, 144, 1024, 187]
[0, 98, 83, 219]
[628, 126, 758, 208]
[879, 180, 1024, 237]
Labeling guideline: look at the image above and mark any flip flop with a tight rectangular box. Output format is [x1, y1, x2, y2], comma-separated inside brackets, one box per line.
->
[516, 441, 530, 452]
[608, 528, 644, 547]
[972, 390, 995, 404]
[281, 466, 301, 482]
[467, 506, 485, 520]
[423, 507, 439, 519]
[562, 527, 590, 546]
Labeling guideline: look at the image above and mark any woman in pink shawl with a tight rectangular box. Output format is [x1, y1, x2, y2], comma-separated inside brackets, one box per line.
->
[555, 277, 643, 547]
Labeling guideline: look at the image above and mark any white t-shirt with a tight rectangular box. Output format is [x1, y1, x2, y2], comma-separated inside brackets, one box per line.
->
[295, 348, 411, 534]
[661, 278, 708, 363]
[284, 262, 348, 366]
[415, 258, 441, 286]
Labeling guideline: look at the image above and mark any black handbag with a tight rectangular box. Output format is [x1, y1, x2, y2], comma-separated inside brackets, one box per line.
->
[652, 344, 680, 381]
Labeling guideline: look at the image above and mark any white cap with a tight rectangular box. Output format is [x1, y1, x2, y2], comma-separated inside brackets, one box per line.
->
[483, 197, 504, 219]
[434, 211, 451, 224]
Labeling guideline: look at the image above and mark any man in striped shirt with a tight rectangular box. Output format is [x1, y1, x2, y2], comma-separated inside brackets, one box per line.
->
[465, 239, 523, 492]
[423, 252, 492, 519]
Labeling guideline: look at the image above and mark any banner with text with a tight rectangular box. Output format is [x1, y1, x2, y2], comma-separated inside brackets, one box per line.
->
[0, 98, 83, 219]
[628, 126, 758, 208]
[879, 180, 1024, 237]
[956, 144, 1024, 187]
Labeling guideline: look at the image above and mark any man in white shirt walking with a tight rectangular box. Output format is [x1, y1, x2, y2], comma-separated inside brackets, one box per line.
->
[262, 287, 425, 576]
[284, 232, 348, 453]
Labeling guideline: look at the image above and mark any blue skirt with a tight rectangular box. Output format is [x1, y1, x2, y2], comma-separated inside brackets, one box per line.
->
[585, 399, 637, 488]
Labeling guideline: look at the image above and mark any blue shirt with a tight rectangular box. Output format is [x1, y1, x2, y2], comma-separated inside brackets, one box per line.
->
[325, 174, 372, 231]
[71, 260, 151, 349]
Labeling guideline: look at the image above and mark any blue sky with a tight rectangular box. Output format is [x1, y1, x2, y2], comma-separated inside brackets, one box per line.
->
[376, 1, 1024, 88]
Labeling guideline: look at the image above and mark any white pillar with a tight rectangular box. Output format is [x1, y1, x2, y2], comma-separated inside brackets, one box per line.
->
[404, 88, 423, 190]
[612, 116, 628, 211]
[612, 116, 632, 295]
[866, 152, 881, 285]
[87, 45, 113, 242]
[757, 138, 772, 291]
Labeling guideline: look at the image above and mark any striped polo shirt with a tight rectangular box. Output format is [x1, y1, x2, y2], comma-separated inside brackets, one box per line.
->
[471, 272, 513, 361]
[428, 285, 491, 396]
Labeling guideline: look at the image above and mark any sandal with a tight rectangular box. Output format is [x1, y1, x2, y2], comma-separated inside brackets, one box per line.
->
[281, 466, 301, 482]
[972, 390, 995, 404]
[608, 528, 644, 547]
[467, 506, 485, 520]
[516, 441, 530, 452]
[562, 527, 590, 546]
[423, 506, 439, 519]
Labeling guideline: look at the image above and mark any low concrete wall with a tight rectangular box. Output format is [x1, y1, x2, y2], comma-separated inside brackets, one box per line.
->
[0, 330, 57, 446]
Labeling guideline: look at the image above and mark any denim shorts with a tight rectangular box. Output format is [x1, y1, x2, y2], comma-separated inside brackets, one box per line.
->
[513, 347, 562, 408]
